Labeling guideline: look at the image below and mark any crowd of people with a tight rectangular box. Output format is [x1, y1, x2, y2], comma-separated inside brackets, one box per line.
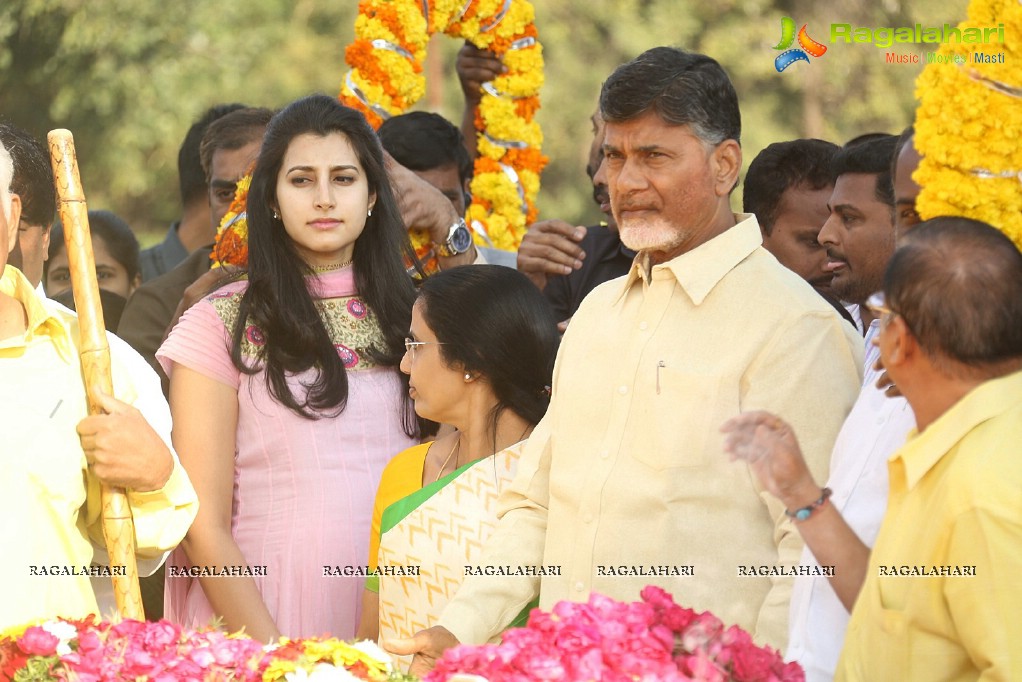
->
[2, 37, 1020, 682]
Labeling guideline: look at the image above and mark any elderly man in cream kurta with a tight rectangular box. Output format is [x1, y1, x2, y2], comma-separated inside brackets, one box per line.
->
[392, 47, 862, 673]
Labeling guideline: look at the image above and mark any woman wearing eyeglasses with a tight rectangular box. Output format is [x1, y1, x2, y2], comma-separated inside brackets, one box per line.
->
[355, 265, 559, 658]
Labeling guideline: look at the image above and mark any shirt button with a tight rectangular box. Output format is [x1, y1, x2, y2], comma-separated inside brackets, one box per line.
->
[574, 581, 585, 592]
[639, 321, 648, 331]
[600, 450, 609, 459]
[583, 512, 594, 523]
[618, 385, 628, 395]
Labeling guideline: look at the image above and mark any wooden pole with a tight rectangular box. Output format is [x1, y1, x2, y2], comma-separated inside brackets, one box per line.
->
[47, 129, 144, 620]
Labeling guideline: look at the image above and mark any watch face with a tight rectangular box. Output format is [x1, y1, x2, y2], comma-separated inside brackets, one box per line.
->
[450, 222, 473, 253]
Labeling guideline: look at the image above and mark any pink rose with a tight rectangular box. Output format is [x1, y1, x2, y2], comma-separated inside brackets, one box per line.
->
[511, 645, 565, 680]
[17, 626, 59, 656]
[604, 633, 673, 677]
[679, 648, 728, 682]
[553, 621, 600, 657]
[565, 647, 607, 680]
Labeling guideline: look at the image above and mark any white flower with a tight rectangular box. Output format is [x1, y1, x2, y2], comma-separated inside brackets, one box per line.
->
[42, 620, 78, 656]
[350, 639, 394, 671]
[283, 664, 362, 682]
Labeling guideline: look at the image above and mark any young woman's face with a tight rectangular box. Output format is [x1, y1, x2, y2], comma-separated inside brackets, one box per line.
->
[45, 234, 139, 300]
[400, 300, 469, 424]
[274, 131, 376, 268]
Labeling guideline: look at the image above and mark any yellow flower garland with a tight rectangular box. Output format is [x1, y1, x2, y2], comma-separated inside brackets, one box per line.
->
[913, 0, 1022, 248]
[340, 0, 547, 257]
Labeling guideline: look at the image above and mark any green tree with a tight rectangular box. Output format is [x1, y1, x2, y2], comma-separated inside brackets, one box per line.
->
[1, 0, 968, 240]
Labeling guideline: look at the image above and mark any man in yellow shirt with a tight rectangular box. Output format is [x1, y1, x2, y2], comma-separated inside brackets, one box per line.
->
[0, 138, 198, 629]
[393, 47, 863, 673]
[832, 216, 1022, 680]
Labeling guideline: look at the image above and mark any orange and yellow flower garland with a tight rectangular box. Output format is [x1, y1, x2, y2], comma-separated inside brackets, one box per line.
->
[211, 172, 251, 268]
[339, 0, 547, 256]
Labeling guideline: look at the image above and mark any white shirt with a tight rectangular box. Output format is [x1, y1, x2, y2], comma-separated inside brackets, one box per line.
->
[785, 320, 916, 681]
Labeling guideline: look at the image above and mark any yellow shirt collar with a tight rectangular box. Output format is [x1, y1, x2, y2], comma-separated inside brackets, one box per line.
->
[0, 265, 75, 361]
[616, 214, 763, 305]
[894, 370, 1022, 490]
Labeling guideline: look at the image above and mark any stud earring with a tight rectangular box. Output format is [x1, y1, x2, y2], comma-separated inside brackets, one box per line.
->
[464, 373, 472, 381]
[367, 207, 373, 217]
[272, 210, 280, 220]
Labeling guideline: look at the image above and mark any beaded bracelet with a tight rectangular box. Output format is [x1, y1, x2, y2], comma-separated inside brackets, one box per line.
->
[785, 487, 832, 521]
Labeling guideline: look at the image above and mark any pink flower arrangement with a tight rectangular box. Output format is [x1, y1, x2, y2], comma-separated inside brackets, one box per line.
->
[0, 616, 415, 681]
[426, 586, 804, 682]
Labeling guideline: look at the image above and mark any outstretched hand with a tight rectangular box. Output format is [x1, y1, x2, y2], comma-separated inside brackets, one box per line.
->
[720, 411, 820, 510]
[385, 625, 460, 676]
[77, 391, 173, 492]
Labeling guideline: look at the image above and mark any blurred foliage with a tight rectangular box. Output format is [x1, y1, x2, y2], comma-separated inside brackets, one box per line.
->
[1, 0, 967, 243]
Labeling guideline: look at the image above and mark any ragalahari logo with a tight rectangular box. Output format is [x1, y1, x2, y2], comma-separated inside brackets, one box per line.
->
[773, 17, 828, 72]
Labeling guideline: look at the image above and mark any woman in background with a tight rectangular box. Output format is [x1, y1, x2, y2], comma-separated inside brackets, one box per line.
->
[158, 94, 419, 641]
[356, 265, 559, 662]
[46, 209, 141, 329]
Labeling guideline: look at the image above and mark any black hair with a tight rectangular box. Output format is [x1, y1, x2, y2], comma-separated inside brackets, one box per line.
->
[199, 107, 276, 181]
[178, 104, 246, 206]
[417, 265, 559, 432]
[378, 112, 473, 185]
[831, 134, 898, 207]
[885, 216, 1022, 375]
[599, 46, 741, 147]
[46, 209, 141, 283]
[238, 94, 418, 429]
[744, 139, 839, 234]
[0, 122, 55, 227]
[890, 125, 915, 183]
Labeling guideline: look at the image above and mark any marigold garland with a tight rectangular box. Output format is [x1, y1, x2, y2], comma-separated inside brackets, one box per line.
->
[339, 0, 548, 257]
[913, 0, 1022, 248]
[211, 171, 251, 268]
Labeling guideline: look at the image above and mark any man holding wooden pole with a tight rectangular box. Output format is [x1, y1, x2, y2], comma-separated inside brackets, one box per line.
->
[0, 136, 197, 629]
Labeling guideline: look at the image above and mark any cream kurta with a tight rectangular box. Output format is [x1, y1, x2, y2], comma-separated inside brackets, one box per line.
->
[438, 215, 863, 650]
[0, 265, 198, 629]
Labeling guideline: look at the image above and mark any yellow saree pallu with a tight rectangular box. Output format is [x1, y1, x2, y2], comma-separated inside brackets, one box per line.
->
[373, 441, 535, 666]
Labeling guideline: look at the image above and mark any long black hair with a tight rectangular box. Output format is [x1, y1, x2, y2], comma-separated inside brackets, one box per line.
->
[417, 265, 560, 433]
[236, 94, 418, 429]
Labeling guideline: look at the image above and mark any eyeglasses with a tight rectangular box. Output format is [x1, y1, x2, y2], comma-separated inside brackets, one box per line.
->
[866, 290, 907, 331]
[865, 292, 892, 317]
[403, 337, 445, 357]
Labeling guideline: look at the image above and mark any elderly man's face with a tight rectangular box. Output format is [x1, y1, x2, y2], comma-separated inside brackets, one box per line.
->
[603, 111, 728, 262]
[818, 173, 896, 305]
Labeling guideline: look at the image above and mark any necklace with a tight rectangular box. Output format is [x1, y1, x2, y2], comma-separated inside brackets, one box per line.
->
[434, 437, 460, 483]
[312, 258, 353, 272]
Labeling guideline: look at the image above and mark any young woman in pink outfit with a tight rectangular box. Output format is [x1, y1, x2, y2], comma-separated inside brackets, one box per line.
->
[158, 95, 419, 641]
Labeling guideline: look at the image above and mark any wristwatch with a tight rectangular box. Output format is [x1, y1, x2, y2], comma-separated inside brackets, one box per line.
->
[434, 217, 473, 258]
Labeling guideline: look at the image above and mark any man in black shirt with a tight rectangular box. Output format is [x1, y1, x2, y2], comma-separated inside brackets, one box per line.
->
[517, 110, 634, 328]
